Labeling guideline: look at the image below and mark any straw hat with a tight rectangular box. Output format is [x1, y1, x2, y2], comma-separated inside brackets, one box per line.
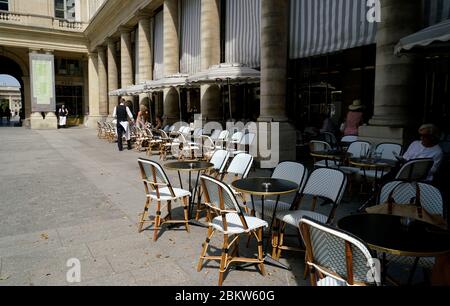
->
[349, 100, 364, 111]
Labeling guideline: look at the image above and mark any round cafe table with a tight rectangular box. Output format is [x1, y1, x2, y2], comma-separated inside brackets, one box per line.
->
[164, 161, 214, 226]
[232, 177, 299, 270]
[338, 213, 450, 284]
[310, 150, 351, 168]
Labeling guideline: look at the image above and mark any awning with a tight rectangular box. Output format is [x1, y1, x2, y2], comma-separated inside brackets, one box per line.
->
[108, 89, 125, 96]
[395, 19, 450, 55]
[124, 84, 147, 96]
[144, 74, 189, 91]
[186, 63, 260, 85]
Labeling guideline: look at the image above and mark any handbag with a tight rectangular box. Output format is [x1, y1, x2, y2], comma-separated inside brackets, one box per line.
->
[366, 182, 448, 230]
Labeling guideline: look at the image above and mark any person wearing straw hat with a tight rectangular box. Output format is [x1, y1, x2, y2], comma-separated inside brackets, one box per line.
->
[341, 99, 365, 136]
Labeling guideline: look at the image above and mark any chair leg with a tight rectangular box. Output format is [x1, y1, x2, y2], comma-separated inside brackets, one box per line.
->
[276, 222, 287, 260]
[271, 219, 280, 259]
[183, 196, 190, 233]
[138, 198, 151, 233]
[257, 228, 266, 276]
[153, 201, 162, 242]
[197, 227, 215, 272]
[218, 234, 229, 286]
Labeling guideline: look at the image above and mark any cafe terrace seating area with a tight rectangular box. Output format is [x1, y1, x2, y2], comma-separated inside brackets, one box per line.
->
[97, 122, 450, 286]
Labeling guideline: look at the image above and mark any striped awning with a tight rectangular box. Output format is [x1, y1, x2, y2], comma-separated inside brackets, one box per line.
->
[153, 10, 164, 80]
[186, 63, 260, 85]
[145, 74, 189, 91]
[225, 0, 260, 68]
[289, 0, 377, 59]
[180, 0, 201, 75]
[395, 19, 450, 55]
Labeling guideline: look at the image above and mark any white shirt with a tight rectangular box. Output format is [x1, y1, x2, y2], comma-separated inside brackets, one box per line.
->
[112, 103, 134, 122]
[403, 141, 444, 181]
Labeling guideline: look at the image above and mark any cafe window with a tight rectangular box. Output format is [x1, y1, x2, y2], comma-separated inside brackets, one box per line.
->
[0, 0, 9, 11]
[55, 58, 81, 76]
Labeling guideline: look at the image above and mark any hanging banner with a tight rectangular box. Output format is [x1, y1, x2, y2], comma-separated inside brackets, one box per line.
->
[30, 53, 56, 112]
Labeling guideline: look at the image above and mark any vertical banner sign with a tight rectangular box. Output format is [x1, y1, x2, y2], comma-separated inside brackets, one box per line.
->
[30, 53, 56, 112]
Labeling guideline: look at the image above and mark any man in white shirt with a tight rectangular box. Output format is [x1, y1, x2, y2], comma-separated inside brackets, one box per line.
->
[113, 99, 135, 151]
[402, 124, 444, 182]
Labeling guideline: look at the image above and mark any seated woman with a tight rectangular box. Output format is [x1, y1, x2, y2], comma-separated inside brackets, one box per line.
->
[402, 124, 444, 182]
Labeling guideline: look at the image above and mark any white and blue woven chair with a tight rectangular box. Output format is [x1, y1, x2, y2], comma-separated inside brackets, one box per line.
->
[338, 141, 372, 175]
[197, 175, 267, 286]
[250, 161, 308, 221]
[272, 168, 347, 260]
[309, 140, 337, 169]
[394, 158, 434, 182]
[358, 143, 402, 179]
[299, 217, 380, 286]
[377, 181, 445, 276]
[137, 158, 191, 241]
[228, 133, 256, 157]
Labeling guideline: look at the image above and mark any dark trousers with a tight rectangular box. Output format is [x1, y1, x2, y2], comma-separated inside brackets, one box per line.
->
[117, 122, 131, 151]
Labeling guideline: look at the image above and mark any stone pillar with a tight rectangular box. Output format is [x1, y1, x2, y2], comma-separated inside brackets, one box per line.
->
[137, 12, 153, 108]
[107, 38, 119, 116]
[360, 0, 422, 145]
[163, 87, 180, 125]
[21, 75, 31, 128]
[82, 56, 89, 124]
[97, 46, 108, 116]
[200, 0, 221, 123]
[163, 0, 179, 76]
[86, 52, 102, 129]
[120, 27, 133, 101]
[163, 0, 180, 123]
[258, 0, 295, 167]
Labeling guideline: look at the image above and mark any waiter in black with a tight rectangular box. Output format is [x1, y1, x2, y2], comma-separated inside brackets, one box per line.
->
[113, 99, 135, 151]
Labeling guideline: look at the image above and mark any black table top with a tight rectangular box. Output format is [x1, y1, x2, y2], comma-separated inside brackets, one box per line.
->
[231, 177, 299, 196]
[164, 161, 214, 172]
[338, 214, 450, 257]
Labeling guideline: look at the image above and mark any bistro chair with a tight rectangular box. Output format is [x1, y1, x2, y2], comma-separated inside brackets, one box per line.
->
[228, 133, 256, 157]
[309, 140, 336, 169]
[137, 158, 191, 241]
[272, 168, 347, 260]
[214, 130, 230, 150]
[394, 158, 434, 182]
[210, 129, 222, 142]
[321, 132, 339, 149]
[299, 217, 380, 286]
[341, 135, 358, 143]
[226, 131, 244, 151]
[197, 175, 267, 286]
[358, 143, 403, 180]
[195, 150, 231, 220]
[250, 162, 308, 221]
[201, 135, 217, 160]
[378, 181, 445, 272]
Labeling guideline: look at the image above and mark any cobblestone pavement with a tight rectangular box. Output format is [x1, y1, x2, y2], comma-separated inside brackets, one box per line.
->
[0, 126, 369, 286]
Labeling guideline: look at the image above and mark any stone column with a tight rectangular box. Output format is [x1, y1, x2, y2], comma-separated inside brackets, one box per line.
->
[258, 0, 295, 167]
[21, 76, 31, 127]
[137, 12, 153, 108]
[120, 27, 134, 101]
[107, 38, 119, 116]
[360, 0, 422, 145]
[259, 0, 289, 122]
[163, 0, 180, 123]
[97, 46, 108, 116]
[86, 52, 101, 129]
[82, 56, 89, 123]
[200, 0, 221, 122]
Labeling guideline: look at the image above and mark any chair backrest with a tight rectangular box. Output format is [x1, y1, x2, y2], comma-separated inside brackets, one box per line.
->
[210, 129, 221, 141]
[201, 135, 215, 151]
[240, 133, 256, 146]
[193, 128, 203, 137]
[201, 175, 248, 230]
[341, 135, 358, 143]
[231, 131, 244, 142]
[169, 125, 176, 132]
[218, 130, 230, 141]
[309, 140, 332, 152]
[395, 158, 434, 181]
[272, 161, 309, 194]
[299, 217, 379, 286]
[347, 141, 372, 158]
[375, 143, 402, 161]
[322, 132, 338, 148]
[302, 168, 347, 205]
[378, 180, 444, 216]
[210, 150, 231, 174]
[137, 158, 174, 197]
[225, 153, 253, 178]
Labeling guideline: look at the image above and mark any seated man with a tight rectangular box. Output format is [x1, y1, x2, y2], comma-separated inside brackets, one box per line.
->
[401, 124, 444, 182]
